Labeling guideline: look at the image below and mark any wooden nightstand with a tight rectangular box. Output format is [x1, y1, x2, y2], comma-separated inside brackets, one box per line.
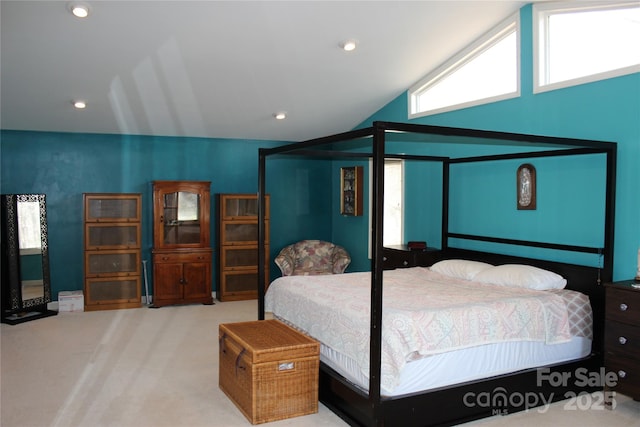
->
[382, 245, 441, 270]
[604, 280, 640, 405]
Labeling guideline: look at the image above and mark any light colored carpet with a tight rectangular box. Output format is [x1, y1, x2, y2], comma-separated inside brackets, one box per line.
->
[1, 300, 638, 427]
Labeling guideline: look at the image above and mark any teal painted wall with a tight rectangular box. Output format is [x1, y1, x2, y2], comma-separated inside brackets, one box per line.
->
[266, 156, 334, 259]
[339, 4, 639, 281]
[0, 131, 332, 298]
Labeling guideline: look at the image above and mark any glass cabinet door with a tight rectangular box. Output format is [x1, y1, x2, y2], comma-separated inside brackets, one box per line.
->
[222, 245, 270, 270]
[224, 197, 257, 217]
[153, 181, 210, 249]
[86, 277, 140, 303]
[221, 194, 270, 220]
[85, 250, 140, 277]
[162, 191, 201, 245]
[84, 194, 141, 222]
[86, 223, 140, 249]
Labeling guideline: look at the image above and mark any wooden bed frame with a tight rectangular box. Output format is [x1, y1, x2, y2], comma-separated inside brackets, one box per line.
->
[257, 121, 617, 426]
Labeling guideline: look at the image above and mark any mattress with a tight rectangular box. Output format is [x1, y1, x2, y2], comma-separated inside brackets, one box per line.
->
[265, 267, 593, 396]
[319, 336, 591, 397]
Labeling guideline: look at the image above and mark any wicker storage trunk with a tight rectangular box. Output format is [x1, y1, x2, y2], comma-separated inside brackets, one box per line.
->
[219, 319, 320, 424]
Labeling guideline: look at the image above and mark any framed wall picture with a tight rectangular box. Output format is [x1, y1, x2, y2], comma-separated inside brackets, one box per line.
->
[340, 166, 363, 216]
[517, 163, 536, 210]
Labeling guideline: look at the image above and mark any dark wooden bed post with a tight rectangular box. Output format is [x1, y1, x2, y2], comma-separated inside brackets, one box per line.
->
[258, 149, 267, 321]
[441, 160, 450, 252]
[369, 122, 386, 425]
[603, 145, 617, 281]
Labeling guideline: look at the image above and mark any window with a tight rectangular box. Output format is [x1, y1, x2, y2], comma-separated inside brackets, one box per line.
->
[409, 13, 519, 118]
[383, 160, 403, 246]
[534, 2, 640, 93]
[369, 159, 404, 257]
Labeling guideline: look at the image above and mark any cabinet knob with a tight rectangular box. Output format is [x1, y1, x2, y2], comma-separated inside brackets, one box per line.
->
[403, 260, 409, 266]
[618, 370, 627, 379]
[619, 303, 628, 311]
[618, 336, 627, 345]
[383, 257, 387, 261]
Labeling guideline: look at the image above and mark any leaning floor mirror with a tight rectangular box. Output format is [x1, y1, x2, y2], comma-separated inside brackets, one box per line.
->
[1, 194, 57, 324]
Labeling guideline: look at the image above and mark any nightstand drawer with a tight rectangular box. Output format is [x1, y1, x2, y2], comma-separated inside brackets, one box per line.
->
[605, 287, 640, 324]
[382, 249, 413, 269]
[605, 354, 640, 398]
[604, 281, 640, 401]
[382, 246, 441, 270]
[605, 321, 640, 356]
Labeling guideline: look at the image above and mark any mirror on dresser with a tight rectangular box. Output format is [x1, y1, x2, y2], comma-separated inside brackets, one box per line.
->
[1, 194, 57, 324]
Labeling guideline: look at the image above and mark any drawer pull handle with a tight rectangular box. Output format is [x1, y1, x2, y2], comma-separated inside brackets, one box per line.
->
[619, 303, 628, 311]
[618, 370, 626, 379]
[618, 336, 627, 345]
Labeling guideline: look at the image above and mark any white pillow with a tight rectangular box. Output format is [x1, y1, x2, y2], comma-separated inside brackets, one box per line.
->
[473, 264, 567, 290]
[430, 259, 494, 280]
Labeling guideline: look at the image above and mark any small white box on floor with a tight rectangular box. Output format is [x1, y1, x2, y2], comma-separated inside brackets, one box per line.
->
[58, 291, 84, 312]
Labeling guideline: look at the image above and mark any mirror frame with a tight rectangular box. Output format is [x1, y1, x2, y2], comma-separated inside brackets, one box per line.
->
[1, 194, 57, 324]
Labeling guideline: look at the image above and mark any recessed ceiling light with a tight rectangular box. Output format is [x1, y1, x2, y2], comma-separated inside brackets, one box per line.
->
[73, 100, 87, 109]
[273, 112, 287, 120]
[340, 40, 358, 52]
[68, 3, 90, 18]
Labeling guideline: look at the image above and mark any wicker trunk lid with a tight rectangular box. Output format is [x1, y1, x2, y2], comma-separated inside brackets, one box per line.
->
[219, 319, 320, 424]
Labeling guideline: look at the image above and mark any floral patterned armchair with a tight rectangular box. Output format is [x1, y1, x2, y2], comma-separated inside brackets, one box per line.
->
[274, 240, 351, 276]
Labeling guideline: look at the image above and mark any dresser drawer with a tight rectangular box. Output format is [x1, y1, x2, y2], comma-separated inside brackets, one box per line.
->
[605, 287, 640, 324]
[605, 321, 640, 357]
[605, 354, 640, 398]
[153, 251, 211, 264]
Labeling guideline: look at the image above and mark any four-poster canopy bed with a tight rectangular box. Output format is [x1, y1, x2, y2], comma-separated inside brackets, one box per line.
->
[257, 121, 616, 426]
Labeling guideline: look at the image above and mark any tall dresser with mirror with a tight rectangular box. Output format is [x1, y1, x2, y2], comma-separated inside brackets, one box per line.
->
[151, 181, 213, 307]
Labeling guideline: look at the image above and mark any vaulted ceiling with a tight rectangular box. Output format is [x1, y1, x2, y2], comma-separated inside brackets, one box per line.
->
[1, 1, 530, 142]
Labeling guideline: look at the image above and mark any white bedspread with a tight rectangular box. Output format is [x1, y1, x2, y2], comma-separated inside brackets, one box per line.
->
[265, 267, 571, 393]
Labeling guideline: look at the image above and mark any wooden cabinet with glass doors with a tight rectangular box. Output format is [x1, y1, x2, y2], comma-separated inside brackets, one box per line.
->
[151, 181, 213, 307]
[216, 194, 269, 301]
[340, 166, 363, 216]
[83, 193, 142, 311]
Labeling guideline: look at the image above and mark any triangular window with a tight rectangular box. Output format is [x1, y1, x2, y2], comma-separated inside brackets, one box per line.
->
[409, 13, 520, 118]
